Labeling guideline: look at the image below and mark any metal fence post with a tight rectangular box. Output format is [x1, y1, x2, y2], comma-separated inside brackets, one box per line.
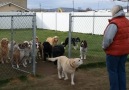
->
[92, 11, 95, 35]
[68, 13, 72, 58]
[32, 13, 36, 76]
[10, 16, 14, 64]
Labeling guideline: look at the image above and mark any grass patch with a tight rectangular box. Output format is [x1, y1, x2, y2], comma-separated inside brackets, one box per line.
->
[0, 79, 10, 87]
[80, 62, 106, 69]
[18, 75, 27, 82]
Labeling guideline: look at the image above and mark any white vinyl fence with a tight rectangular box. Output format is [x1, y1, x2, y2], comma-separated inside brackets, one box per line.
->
[36, 11, 112, 35]
[36, 12, 69, 31]
[1, 11, 129, 35]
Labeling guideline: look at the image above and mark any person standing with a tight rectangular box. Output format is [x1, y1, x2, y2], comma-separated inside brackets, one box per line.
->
[102, 5, 129, 90]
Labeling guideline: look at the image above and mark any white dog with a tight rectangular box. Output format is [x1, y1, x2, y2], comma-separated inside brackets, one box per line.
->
[47, 56, 83, 85]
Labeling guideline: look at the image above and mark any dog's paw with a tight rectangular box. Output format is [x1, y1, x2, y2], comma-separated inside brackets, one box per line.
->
[16, 65, 19, 68]
[58, 77, 62, 79]
[6, 60, 9, 63]
[61, 75, 64, 78]
[1, 61, 4, 64]
[24, 61, 27, 65]
[23, 63, 27, 67]
[29, 60, 31, 63]
[84, 57, 86, 59]
[71, 82, 75, 85]
[64, 78, 68, 80]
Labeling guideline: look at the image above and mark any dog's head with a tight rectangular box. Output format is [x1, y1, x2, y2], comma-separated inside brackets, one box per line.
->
[75, 58, 83, 66]
[23, 41, 30, 48]
[80, 40, 87, 48]
[71, 58, 83, 68]
[75, 37, 81, 42]
[53, 36, 59, 45]
[18, 43, 26, 49]
[0, 38, 9, 47]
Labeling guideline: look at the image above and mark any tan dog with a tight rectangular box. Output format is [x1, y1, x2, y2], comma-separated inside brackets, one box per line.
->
[0, 38, 9, 64]
[47, 56, 83, 85]
[46, 36, 58, 47]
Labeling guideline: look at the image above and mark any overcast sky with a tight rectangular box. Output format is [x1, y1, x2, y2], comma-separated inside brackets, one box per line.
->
[27, 0, 128, 10]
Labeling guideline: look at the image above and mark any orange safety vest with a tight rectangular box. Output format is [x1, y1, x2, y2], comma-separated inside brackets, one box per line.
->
[104, 16, 129, 56]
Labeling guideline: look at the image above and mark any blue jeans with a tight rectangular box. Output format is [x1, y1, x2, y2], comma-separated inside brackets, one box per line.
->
[106, 54, 127, 90]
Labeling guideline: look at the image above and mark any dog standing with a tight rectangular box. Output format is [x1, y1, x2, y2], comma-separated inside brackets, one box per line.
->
[80, 40, 87, 60]
[42, 41, 65, 63]
[61, 37, 80, 50]
[0, 38, 9, 64]
[47, 56, 83, 85]
[12, 41, 32, 68]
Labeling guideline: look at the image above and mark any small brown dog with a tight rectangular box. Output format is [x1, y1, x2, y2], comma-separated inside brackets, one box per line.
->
[0, 38, 9, 64]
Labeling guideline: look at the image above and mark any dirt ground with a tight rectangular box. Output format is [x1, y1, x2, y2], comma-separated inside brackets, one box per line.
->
[0, 60, 129, 90]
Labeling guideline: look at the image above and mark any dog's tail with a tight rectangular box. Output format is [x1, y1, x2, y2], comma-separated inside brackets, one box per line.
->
[47, 57, 58, 62]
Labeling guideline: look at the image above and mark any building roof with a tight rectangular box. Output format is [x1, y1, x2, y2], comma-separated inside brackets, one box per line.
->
[0, 2, 30, 12]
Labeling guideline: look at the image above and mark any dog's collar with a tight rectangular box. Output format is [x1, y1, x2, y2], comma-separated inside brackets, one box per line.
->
[70, 61, 76, 69]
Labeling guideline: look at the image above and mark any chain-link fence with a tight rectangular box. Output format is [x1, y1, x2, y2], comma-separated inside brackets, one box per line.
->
[68, 14, 129, 65]
[0, 13, 36, 80]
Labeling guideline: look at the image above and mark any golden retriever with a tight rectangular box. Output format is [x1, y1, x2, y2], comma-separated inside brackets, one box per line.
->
[47, 56, 83, 85]
[46, 36, 58, 47]
[0, 38, 9, 64]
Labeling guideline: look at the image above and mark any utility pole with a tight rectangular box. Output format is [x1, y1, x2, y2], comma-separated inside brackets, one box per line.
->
[73, 0, 74, 12]
[127, 0, 129, 12]
[40, 3, 41, 12]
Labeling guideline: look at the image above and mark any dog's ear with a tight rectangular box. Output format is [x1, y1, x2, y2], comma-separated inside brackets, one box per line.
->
[73, 60, 76, 64]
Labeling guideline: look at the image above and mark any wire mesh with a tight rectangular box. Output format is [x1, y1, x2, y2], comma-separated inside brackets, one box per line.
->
[0, 13, 36, 80]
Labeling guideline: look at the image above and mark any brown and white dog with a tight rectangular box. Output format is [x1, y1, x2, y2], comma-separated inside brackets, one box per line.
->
[28, 40, 40, 63]
[12, 42, 31, 68]
[0, 38, 9, 64]
[80, 40, 88, 60]
[47, 56, 83, 85]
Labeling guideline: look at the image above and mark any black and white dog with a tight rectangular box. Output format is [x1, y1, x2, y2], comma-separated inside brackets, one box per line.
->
[61, 37, 80, 50]
[42, 41, 65, 64]
[80, 40, 87, 60]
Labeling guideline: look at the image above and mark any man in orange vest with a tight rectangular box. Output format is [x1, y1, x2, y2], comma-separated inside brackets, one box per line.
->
[102, 5, 129, 90]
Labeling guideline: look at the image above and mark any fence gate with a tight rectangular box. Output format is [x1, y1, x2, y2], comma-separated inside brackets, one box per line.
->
[0, 13, 36, 80]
